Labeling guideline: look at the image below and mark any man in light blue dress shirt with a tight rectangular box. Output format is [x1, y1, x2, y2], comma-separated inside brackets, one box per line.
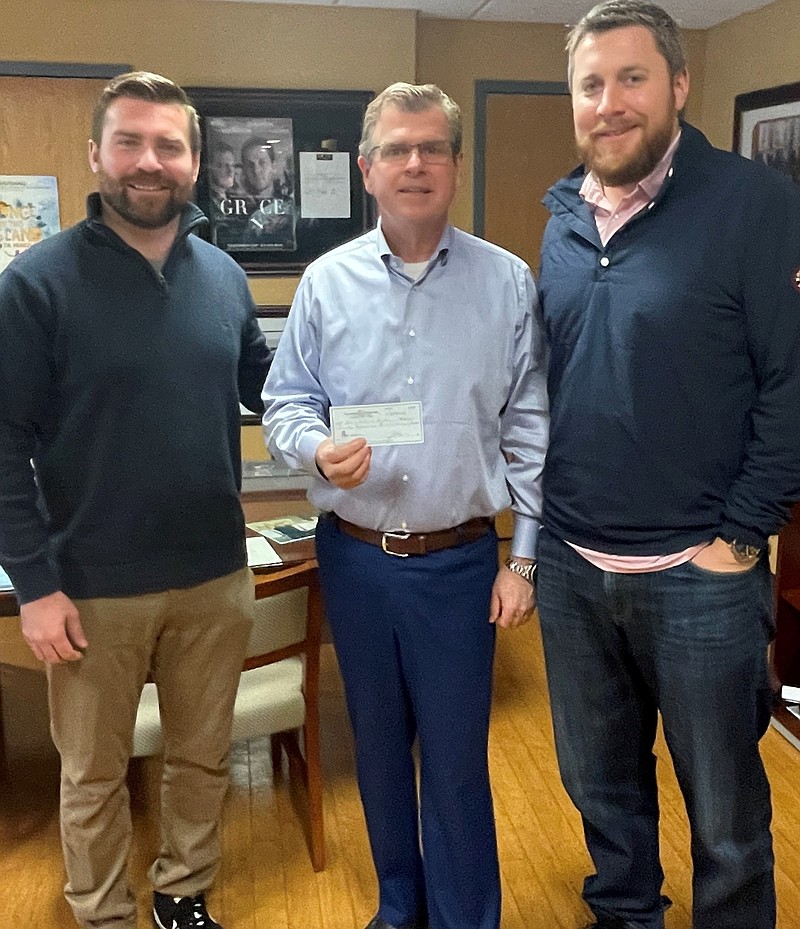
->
[263, 82, 548, 929]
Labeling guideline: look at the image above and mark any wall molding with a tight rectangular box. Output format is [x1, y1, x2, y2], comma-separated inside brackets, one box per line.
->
[0, 61, 130, 78]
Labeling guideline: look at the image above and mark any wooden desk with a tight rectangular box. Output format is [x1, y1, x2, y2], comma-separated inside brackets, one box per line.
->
[244, 491, 317, 577]
[0, 487, 318, 619]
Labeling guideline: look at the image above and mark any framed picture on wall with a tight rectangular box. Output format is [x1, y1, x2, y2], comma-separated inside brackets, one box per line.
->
[205, 116, 298, 253]
[733, 81, 800, 184]
[187, 86, 376, 274]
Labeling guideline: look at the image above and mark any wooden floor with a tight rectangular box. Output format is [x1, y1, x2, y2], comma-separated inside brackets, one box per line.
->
[1, 615, 799, 929]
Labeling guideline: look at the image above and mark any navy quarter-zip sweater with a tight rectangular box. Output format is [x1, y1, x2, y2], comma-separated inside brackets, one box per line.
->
[0, 195, 271, 603]
[539, 123, 800, 553]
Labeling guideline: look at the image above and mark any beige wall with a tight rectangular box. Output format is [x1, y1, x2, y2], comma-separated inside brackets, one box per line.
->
[417, 21, 568, 232]
[12, 0, 415, 89]
[5, 0, 417, 306]
[6, 0, 794, 269]
[701, 0, 800, 150]
[417, 19, 707, 232]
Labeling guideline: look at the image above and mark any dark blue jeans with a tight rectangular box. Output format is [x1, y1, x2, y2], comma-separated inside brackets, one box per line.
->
[535, 530, 775, 929]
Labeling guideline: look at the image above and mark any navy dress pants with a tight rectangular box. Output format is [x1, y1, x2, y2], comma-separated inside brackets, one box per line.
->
[536, 529, 776, 929]
[316, 514, 500, 929]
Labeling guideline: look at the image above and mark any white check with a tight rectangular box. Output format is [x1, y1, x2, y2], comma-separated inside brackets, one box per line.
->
[330, 401, 424, 447]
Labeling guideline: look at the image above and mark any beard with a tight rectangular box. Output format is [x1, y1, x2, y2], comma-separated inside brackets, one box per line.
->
[97, 170, 194, 230]
[578, 114, 676, 189]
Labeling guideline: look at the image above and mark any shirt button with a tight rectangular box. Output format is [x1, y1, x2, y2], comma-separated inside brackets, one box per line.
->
[409, 329, 416, 337]
[600, 256, 610, 267]
[407, 376, 414, 385]
[402, 474, 409, 482]
[401, 520, 408, 530]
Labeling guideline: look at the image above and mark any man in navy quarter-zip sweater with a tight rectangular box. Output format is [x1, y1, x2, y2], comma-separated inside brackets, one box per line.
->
[0, 73, 270, 929]
[535, 3, 800, 929]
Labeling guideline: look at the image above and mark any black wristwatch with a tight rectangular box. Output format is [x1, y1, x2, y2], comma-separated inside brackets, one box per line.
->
[505, 557, 537, 585]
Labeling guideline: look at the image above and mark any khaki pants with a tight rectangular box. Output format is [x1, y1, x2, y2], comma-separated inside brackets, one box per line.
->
[47, 567, 254, 929]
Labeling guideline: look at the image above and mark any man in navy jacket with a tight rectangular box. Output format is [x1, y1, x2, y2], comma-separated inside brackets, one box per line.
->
[536, 2, 800, 928]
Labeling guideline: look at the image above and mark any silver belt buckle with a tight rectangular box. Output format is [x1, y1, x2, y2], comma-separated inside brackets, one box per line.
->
[381, 529, 411, 557]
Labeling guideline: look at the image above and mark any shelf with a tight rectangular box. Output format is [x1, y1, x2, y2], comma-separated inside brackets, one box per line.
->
[772, 700, 800, 748]
[781, 588, 800, 612]
[774, 507, 800, 750]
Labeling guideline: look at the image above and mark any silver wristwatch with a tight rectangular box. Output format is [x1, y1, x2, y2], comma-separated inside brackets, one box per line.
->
[727, 539, 762, 566]
[505, 557, 537, 585]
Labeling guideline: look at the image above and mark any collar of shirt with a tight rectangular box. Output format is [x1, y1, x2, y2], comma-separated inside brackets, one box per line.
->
[580, 130, 681, 245]
[375, 217, 451, 277]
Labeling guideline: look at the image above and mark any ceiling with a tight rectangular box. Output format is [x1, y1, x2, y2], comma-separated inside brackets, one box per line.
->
[202, 0, 775, 30]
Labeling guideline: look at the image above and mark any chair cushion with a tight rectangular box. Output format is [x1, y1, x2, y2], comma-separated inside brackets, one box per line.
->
[132, 656, 305, 758]
[231, 656, 305, 743]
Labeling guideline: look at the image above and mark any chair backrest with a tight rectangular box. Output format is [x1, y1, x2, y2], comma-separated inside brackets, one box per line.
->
[244, 561, 322, 672]
[132, 561, 322, 757]
[246, 587, 307, 660]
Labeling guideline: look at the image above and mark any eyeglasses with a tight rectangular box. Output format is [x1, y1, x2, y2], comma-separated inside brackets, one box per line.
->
[367, 140, 454, 164]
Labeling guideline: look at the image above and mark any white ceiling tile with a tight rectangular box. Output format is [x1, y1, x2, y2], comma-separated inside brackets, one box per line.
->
[195, 0, 780, 30]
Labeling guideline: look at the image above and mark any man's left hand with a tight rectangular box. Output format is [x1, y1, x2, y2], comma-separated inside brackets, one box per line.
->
[490, 566, 535, 628]
[690, 537, 758, 573]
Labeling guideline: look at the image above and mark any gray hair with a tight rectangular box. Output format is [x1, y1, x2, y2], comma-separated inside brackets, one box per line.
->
[566, 0, 687, 86]
[359, 82, 462, 159]
[92, 71, 201, 153]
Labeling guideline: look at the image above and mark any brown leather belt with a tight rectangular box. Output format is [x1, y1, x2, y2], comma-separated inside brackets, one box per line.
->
[335, 515, 492, 557]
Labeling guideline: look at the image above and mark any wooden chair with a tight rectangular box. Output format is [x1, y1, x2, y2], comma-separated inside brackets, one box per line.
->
[132, 562, 325, 871]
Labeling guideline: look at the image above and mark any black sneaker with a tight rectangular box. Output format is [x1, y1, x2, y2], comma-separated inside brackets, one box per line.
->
[153, 892, 223, 929]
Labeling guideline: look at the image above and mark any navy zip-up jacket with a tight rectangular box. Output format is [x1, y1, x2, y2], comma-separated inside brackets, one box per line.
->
[0, 195, 271, 603]
[538, 123, 800, 553]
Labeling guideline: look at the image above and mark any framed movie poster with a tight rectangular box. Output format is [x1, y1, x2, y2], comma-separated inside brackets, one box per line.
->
[206, 117, 297, 253]
[733, 81, 800, 185]
[187, 87, 375, 274]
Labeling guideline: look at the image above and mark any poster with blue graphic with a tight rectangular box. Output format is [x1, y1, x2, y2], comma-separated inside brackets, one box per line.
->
[0, 175, 61, 274]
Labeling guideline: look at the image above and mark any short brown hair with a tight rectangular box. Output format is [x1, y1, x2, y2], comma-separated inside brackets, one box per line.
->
[360, 83, 462, 160]
[566, 0, 687, 87]
[92, 71, 201, 153]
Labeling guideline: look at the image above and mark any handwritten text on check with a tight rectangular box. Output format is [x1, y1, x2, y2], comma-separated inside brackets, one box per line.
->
[330, 401, 424, 447]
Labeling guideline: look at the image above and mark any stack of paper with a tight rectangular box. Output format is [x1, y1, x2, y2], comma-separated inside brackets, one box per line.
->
[0, 564, 13, 591]
[245, 537, 282, 567]
[782, 685, 800, 721]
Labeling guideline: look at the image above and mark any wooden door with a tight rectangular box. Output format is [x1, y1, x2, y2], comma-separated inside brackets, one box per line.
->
[484, 93, 576, 273]
[0, 76, 106, 229]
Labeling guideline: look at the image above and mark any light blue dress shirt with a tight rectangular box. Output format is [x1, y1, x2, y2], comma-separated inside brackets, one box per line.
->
[262, 221, 549, 558]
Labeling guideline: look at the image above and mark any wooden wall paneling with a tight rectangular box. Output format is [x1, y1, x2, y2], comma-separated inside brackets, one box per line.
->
[0, 77, 105, 230]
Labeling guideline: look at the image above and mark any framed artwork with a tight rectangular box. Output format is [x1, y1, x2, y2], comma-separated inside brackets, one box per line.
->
[733, 81, 800, 184]
[187, 86, 375, 274]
